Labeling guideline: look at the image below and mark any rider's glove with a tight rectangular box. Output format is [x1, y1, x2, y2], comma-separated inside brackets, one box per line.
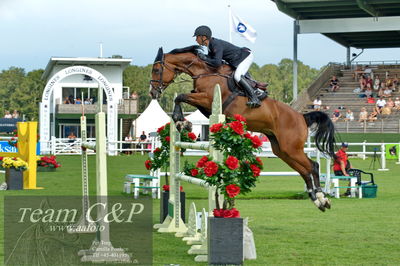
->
[198, 53, 208, 60]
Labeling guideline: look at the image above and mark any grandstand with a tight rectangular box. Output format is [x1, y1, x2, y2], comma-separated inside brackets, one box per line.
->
[297, 63, 400, 133]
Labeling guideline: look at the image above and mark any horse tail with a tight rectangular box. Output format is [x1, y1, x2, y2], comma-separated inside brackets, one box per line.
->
[303, 111, 336, 159]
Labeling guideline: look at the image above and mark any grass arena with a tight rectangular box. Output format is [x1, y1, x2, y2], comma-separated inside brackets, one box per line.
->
[0, 154, 399, 265]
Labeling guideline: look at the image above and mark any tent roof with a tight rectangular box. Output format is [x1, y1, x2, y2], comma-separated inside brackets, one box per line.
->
[185, 110, 209, 125]
[134, 100, 170, 136]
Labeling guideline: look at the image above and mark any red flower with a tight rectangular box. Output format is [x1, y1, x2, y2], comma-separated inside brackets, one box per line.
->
[188, 132, 197, 141]
[233, 114, 246, 123]
[162, 185, 183, 192]
[225, 155, 239, 170]
[153, 148, 161, 153]
[229, 121, 244, 135]
[196, 156, 209, 168]
[224, 208, 240, 218]
[251, 135, 263, 148]
[144, 159, 152, 170]
[256, 157, 263, 167]
[213, 208, 240, 218]
[190, 168, 199, 177]
[226, 184, 240, 198]
[165, 136, 170, 142]
[244, 132, 252, 139]
[204, 161, 219, 177]
[250, 164, 261, 177]
[157, 126, 165, 133]
[210, 123, 223, 133]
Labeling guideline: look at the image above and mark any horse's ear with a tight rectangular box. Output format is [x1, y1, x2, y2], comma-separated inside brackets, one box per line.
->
[154, 47, 164, 63]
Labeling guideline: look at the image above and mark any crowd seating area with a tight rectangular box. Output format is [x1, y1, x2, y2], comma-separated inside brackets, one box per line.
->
[302, 64, 400, 133]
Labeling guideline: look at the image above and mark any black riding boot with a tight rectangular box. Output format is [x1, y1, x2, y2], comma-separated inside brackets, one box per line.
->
[239, 77, 261, 108]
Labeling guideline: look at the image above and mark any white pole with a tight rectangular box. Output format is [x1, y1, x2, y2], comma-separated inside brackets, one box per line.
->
[362, 140, 366, 160]
[228, 5, 232, 43]
[378, 143, 389, 171]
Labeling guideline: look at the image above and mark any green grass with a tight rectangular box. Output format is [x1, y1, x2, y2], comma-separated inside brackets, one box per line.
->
[1, 154, 400, 265]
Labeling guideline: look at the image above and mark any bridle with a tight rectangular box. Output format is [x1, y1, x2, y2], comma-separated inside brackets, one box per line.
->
[150, 54, 196, 95]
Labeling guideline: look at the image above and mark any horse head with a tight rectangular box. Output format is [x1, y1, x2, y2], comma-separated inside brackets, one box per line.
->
[150, 46, 204, 99]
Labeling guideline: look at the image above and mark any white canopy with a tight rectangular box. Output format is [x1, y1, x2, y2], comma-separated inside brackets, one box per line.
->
[134, 99, 170, 138]
[185, 110, 209, 139]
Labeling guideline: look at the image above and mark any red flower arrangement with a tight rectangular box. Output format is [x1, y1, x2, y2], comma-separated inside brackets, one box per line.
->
[183, 114, 264, 218]
[37, 155, 61, 168]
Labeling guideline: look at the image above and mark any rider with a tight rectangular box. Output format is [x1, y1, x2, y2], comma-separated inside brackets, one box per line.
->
[193, 25, 261, 108]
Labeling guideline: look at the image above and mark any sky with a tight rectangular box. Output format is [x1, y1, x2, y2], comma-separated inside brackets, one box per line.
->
[1, 0, 399, 72]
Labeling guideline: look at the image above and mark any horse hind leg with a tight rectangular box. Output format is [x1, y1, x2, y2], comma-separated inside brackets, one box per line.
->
[309, 159, 331, 210]
[267, 135, 327, 212]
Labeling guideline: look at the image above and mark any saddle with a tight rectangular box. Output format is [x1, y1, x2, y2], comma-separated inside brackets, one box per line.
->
[227, 72, 269, 101]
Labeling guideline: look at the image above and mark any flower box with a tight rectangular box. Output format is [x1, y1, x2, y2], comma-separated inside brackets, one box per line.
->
[160, 191, 185, 223]
[37, 167, 57, 172]
[5, 168, 24, 190]
[208, 217, 243, 265]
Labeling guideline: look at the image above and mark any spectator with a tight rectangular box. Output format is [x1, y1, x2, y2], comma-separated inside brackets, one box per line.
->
[368, 110, 378, 122]
[385, 76, 393, 88]
[382, 87, 392, 98]
[364, 65, 373, 79]
[365, 76, 373, 90]
[68, 95, 74, 104]
[130, 91, 138, 99]
[12, 110, 19, 119]
[75, 98, 82, 104]
[331, 109, 341, 122]
[4, 111, 12, 119]
[386, 98, 395, 109]
[64, 97, 71, 104]
[68, 132, 77, 143]
[124, 134, 133, 155]
[344, 109, 354, 122]
[373, 75, 381, 91]
[363, 85, 373, 98]
[84, 98, 91, 104]
[140, 131, 147, 142]
[313, 97, 322, 110]
[330, 76, 340, 92]
[359, 76, 366, 91]
[358, 107, 368, 123]
[375, 97, 386, 113]
[333, 142, 352, 197]
[381, 104, 391, 116]
[393, 74, 399, 90]
[394, 97, 400, 110]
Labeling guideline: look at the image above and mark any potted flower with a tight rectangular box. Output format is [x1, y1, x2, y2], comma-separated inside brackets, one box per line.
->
[37, 155, 61, 172]
[144, 122, 196, 222]
[183, 114, 263, 265]
[2, 157, 28, 190]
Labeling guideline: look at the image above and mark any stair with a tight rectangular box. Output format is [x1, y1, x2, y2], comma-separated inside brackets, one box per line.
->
[301, 65, 400, 133]
[122, 118, 134, 138]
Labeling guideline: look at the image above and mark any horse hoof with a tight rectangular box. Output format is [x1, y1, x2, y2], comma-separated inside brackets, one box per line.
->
[183, 120, 192, 132]
[324, 198, 331, 209]
[176, 121, 184, 132]
[318, 205, 326, 212]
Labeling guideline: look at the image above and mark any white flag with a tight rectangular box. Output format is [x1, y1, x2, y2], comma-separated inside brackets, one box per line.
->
[230, 12, 257, 43]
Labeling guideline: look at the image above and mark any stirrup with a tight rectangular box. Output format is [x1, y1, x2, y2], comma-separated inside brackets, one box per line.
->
[246, 99, 261, 108]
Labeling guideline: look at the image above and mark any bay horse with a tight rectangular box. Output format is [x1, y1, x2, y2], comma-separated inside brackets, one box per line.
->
[150, 46, 336, 212]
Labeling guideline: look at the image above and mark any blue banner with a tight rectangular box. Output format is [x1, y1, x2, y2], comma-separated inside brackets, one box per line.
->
[0, 118, 23, 133]
[0, 141, 40, 155]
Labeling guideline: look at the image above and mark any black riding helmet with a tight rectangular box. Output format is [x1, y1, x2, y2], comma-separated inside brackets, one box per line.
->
[193, 25, 212, 39]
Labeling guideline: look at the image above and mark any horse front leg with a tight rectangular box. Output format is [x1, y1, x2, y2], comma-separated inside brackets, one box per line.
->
[172, 94, 192, 132]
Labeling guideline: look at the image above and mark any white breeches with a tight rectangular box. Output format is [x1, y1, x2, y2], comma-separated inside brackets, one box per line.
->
[234, 52, 254, 82]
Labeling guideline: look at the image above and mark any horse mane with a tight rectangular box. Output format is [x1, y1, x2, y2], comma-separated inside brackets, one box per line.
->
[169, 45, 201, 55]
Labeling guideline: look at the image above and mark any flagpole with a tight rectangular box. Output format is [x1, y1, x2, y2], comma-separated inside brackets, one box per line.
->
[228, 5, 232, 43]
